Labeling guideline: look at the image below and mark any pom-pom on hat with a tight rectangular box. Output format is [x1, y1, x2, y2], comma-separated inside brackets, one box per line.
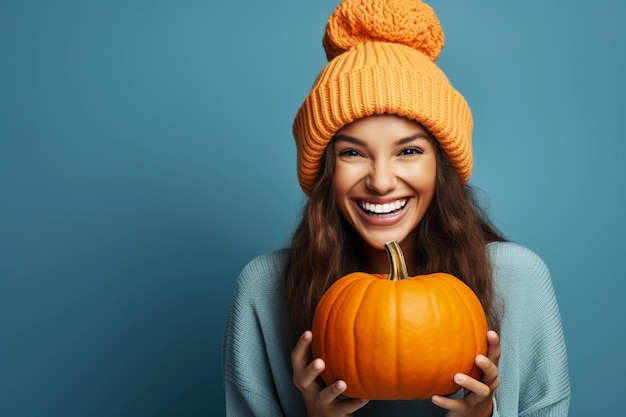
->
[293, 0, 474, 195]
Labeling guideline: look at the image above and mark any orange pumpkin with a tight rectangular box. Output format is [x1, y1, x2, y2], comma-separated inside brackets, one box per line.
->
[311, 241, 488, 400]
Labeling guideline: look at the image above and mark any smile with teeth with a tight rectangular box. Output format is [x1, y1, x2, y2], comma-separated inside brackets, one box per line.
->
[358, 198, 407, 216]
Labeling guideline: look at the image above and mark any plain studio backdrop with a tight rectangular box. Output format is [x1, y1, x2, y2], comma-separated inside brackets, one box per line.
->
[1, 0, 624, 416]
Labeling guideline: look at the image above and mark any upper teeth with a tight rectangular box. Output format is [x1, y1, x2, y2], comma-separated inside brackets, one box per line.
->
[359, 199, 407, 214]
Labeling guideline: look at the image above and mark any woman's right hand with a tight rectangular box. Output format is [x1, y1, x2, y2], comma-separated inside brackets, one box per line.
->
[291, 331, 370, 417]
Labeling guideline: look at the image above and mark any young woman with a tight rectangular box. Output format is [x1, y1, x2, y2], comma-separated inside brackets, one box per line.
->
[223, 0, 570, 416]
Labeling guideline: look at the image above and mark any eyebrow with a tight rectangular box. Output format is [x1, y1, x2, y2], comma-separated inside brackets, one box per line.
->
[333, 132, 431, 146]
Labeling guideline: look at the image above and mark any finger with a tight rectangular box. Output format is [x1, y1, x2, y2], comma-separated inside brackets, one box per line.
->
[455, 373, 490, 401]
[293, 357, 325, 392]
[432, 374, 489, 412]
[486, 330, 501, 367]
[431, 394, 469, 414]
[319, 380, 348, 404]
[476, 354, 499, 390]
[291, 331, 326, 392]
[432, 366, 496, 414]
[319, 381, 370, 414]
[291, 331, 313, 372]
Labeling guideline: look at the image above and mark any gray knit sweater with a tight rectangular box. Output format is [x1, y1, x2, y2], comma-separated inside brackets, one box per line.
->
[223, 242, 570, 416]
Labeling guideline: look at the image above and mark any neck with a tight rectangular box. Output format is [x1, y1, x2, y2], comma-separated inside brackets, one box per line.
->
[356, 237, 418, 276]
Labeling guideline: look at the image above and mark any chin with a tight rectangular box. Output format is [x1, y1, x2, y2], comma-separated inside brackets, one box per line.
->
[361, 232, 410, 251]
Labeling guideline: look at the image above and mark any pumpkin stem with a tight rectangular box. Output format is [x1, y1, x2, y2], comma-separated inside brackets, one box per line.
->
[384, 241, 409, 282]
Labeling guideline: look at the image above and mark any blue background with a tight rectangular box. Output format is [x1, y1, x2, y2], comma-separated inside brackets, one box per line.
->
[2, 0, 624, 415]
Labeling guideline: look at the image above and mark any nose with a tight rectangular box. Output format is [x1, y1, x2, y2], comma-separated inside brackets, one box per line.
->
[366, 161, 397, 194]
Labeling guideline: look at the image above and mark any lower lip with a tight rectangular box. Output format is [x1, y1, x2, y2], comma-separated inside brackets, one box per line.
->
[353, 199, 412, 227]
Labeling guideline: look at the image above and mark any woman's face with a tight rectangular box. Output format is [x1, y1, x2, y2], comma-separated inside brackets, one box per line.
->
[333, 114, 437, 250]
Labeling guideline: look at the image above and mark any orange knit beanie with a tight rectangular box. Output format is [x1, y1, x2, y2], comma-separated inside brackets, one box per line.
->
[293, 0, 474, 195]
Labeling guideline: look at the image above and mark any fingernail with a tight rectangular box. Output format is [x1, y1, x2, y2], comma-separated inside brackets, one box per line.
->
[312, 359, 323, 370]
[335, 380, 346, 390]
[454, 374, 467, 383]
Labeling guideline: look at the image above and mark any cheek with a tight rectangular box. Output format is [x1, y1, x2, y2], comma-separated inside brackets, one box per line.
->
[332, 164, 352, 199]
[424, 174, 437, 203]
[406, 159, 437, 196]
[425, 165, 437, 195]
[332, 165, 356, 217]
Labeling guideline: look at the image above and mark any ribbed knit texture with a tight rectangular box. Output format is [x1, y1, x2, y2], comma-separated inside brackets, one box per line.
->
[293, 0, 474, 195]
[223, 242, 570, 416]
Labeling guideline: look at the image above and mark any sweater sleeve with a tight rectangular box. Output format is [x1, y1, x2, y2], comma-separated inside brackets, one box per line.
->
[491, 243, 570, 417]
[222, 253, 290, 417]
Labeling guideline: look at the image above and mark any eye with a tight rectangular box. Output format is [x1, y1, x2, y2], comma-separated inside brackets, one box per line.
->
[338, 149, 363, 158]
[399, 147, 423, 156]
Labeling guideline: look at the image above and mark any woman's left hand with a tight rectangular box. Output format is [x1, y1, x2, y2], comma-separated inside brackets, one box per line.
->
[431, 330, 501, 417]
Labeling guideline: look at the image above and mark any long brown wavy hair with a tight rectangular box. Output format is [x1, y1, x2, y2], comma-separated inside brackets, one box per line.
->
[283, 133, 506, 339]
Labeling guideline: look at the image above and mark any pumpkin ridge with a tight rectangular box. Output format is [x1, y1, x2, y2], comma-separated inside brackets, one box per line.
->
[345, 277, 365, 394]
[445, 277, 465, 391]
[326, 276, 360, 385]
[348, 275, 376, 397]
[413, 275, 449, 395]
[392, 278, 400, 396]
[354, 272, 389, 397]
[443, 275, 487, 379]
[429, 278, 445, 395]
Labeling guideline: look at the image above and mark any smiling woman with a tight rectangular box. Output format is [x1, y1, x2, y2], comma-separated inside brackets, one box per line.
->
[4, 0, 625, 414]
[332, 115, 437, 265]
[222, 0, 570, 416]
